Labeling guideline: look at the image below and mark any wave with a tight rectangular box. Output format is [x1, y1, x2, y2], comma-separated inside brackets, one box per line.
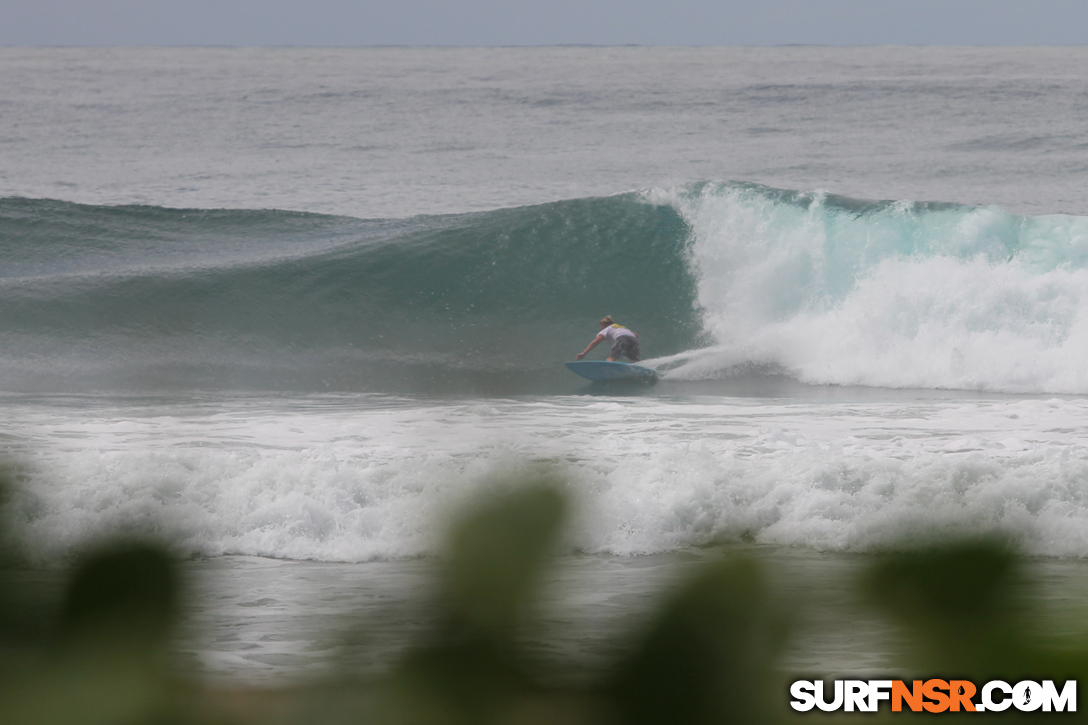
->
[13, 394, 1088, 562]
[656, 183, 1088, 394]
[0, 195, 701, 392]
[5, 184, 1088, 393]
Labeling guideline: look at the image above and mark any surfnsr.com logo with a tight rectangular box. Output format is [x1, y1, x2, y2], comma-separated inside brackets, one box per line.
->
[789, 679, 1076, 713]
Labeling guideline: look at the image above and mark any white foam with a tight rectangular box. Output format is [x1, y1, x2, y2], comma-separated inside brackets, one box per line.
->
[662, 184, 1088, 393]
[8, 394, 1088, 562]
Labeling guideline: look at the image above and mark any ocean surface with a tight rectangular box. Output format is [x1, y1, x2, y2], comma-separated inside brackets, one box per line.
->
[5, 46, 1088, 682]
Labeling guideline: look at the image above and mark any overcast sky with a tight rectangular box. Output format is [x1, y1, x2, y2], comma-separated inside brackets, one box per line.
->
[3, 0, 1088, 47]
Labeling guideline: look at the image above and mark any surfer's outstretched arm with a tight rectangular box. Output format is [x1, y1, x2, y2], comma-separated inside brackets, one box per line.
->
[575, 334, 604, 360]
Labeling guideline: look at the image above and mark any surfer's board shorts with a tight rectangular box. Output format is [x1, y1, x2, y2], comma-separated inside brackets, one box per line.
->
[610, 336, 641, 362]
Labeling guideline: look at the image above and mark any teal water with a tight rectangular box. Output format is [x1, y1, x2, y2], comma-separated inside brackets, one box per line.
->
[6, 185, 1088, 394]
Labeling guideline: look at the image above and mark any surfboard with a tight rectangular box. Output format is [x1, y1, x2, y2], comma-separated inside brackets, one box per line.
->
[565, 361, 658, 382]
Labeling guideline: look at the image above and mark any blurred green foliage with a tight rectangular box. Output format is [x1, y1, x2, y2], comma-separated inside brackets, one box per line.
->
[0, 463, 1086, 724]
[862, 540, 1088, 712]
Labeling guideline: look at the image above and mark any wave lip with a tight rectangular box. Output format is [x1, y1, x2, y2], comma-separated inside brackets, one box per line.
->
[657, 182, 1088, 394]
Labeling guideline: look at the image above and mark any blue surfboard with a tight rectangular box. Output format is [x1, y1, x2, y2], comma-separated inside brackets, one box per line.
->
[566, 361, 658, 382]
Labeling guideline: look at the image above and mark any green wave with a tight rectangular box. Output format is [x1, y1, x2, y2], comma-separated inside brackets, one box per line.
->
[0, 195, 702, 391]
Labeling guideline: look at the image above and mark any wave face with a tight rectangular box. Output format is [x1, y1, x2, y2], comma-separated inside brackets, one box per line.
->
[663, 183, 1088, 393]
[0, 196, 701, 392]
[7, 184, 1088, 394]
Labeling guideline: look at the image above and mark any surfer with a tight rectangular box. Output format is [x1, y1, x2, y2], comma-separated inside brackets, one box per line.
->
[575, 316, 641, 362]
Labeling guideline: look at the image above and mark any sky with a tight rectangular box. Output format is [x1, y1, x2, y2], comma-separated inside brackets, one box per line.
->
[2, 0, 1088, 46]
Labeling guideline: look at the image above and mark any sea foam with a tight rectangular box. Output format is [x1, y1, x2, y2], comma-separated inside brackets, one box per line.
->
[9, 395, 1088, 562]
[657, 183, 1088, 393]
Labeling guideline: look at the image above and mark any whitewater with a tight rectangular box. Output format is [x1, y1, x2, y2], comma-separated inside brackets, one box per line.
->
[5, 46, 1088, 680]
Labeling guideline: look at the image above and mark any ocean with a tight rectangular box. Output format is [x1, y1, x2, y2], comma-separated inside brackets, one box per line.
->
[4, 45, 1088, 683]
